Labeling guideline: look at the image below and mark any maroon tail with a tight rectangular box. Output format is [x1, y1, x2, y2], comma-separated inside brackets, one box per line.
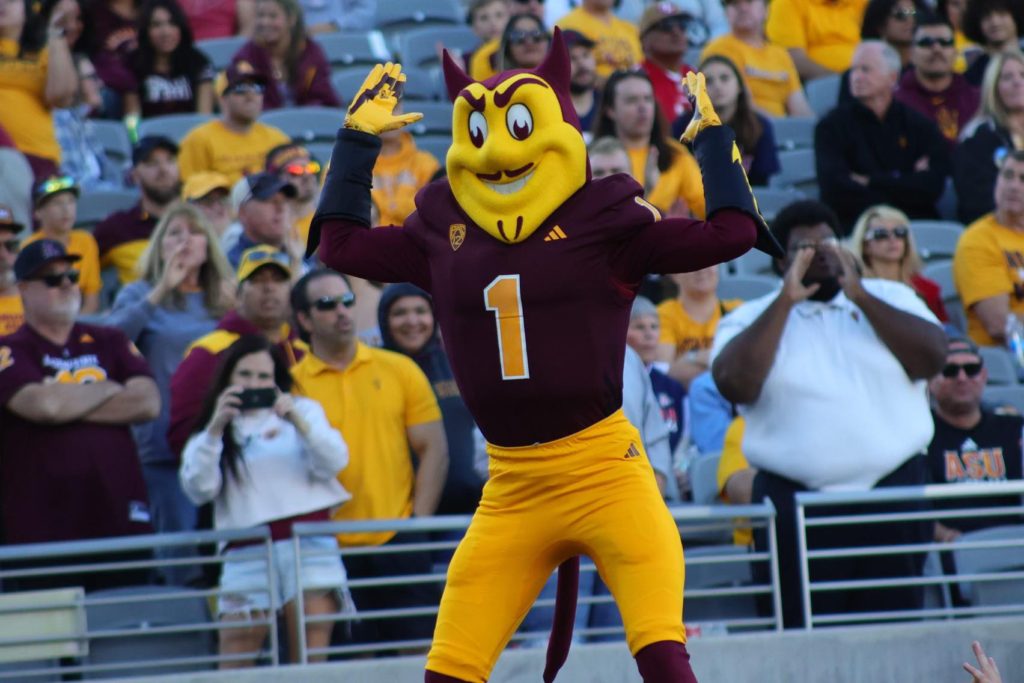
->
[543, 556, 580, 683]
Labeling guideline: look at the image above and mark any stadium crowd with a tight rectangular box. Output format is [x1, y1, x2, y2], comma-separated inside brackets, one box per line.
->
[1, 0, 1024, 668]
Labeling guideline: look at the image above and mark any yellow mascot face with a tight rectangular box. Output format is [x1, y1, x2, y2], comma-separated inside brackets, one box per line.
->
[442, 29, 588, 244]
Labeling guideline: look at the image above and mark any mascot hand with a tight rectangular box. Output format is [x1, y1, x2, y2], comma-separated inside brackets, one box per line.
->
[344, 62, 423, 135]
[680, 71, 722, 144]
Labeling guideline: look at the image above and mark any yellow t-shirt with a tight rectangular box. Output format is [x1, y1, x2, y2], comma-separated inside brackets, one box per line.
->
[953, 213, 1024, 346]
[22, 230, 102, 296]
[291, 343, 442, 547]
[556, 7, 642, 78]
[765, 0, 868, 74]
[0, 293, 24, 336]
[469, 38, 500, 81]
[716, 416, 753, 547]
[953, 31, 974, 74]
[293, 208, 314, 245]
[701, 34, 803, 118]
[371, 133, 440, 227]
[0, 40, 60, 162]
[657, 297, 742, 354]
[177, 120, 291, 186]
[627, 142, 706, 218]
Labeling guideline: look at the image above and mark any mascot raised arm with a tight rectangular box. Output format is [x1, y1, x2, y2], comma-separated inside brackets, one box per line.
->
[307, 28, 781, 683]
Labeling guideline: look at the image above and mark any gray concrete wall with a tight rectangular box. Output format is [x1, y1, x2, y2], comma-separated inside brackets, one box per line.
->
[141, 617, 1024, 683]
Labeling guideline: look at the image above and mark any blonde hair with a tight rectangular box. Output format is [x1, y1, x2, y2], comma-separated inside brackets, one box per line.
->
[847, 204, 923, 284]
[136, 202, 234, 316]
[976, 50, 1024, 130]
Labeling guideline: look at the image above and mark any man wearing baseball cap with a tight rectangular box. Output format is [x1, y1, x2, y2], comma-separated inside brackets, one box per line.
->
[93, 135, 182, 285]
[182, 171, 233, 237]
[167, 244, 306, 456]
[0, 205, 24, 336]
[556, 0, 642, 79]
[0, 238, 158, 589]
[225, 172, 299, 268]
[639, 1, 696, 124]
[178, 62, 290, 186]
[266, 143, 322, 245]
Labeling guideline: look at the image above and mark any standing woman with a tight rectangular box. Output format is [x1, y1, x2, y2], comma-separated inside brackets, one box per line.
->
[124, 0, 214, 118]
[181, 335, 353, 667]
[229, 0, 339, 111]
[105, 202, 233, 583]
[0, 0, 77, 181]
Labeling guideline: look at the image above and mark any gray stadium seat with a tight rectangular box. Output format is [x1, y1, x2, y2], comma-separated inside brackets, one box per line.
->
[690, 452, 722, 505]
[683, 545, 759, 629]
[305, 141, 335, 167]
[725, 248, 776, 278]
[718, 275, 779, 301]
[408, 101, 453, 136]
[770, 148, 818, 197]
[952, 524, 1024, 608]
[982, 385, 1024, 413]
[401, 65, 445, 100]
[770, 116, 816, 151]
[260, 106, 344, 143]
[330, 68, 369, 104]
[137, 113, 215, 144]
[397, 25, 478, 69]
[375, 0, 462, 34]
[90, 120, 132, 169]
[806, 73, 841, 118]
[318, 31, 392, 68]
[921, 259, 967, 332]
[83, 585, 215, 679]
[909, 220, 963, 262]
[753, 186, 805, 222]
[75, 189, 140, 228]
[415, 135, 450, 164]
[195, 36, 247, 71]
[978, 346, 1019, 385]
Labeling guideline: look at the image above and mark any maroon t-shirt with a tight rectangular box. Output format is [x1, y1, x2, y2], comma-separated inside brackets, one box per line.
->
[895, 71, 980, 149]
[85, 1, 138, 93]
[0, 323, 154, 544]
[320, 174, 756, 446]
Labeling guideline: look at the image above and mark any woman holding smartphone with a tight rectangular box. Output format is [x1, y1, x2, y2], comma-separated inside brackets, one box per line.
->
[180, 334, 353, 667]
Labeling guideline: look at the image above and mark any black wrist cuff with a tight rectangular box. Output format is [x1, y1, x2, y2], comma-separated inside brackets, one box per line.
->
[306, 128, 382, 258]
[693, 125, 783, 258]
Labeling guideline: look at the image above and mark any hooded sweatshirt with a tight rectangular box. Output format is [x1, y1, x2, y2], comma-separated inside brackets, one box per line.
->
[378, 283, 484, 514]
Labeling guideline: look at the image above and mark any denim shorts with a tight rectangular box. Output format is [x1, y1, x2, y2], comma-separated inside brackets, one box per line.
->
[219, 535, 355, 617]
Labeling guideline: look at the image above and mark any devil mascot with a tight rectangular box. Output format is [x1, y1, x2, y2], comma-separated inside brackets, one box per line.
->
[306, 28, 781, 683]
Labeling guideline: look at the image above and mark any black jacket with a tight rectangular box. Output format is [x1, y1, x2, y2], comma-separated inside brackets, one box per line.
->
[953, 119, 1013, 224]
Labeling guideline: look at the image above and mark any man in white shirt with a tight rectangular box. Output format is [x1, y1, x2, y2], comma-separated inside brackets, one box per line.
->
[711, 199, 946, 627]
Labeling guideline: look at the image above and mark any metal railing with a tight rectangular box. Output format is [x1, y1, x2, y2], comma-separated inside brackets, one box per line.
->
[795, 481, 1024, 629]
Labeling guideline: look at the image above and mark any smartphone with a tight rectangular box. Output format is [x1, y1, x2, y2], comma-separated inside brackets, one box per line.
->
[237, 387, 277, 410]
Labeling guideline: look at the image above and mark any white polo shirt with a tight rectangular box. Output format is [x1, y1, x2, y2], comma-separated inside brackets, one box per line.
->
[710, 279, 940, 491]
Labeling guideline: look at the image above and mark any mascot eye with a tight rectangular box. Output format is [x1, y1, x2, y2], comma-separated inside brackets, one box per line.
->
[468, 111, 488, 148]
[506, 104, 533, 141]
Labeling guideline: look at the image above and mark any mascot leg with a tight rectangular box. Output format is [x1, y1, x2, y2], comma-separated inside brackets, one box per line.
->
[635, 640, 698, 682]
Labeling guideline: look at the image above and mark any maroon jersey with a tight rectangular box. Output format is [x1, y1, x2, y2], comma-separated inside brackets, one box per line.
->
[320, 174, 756, 446]
[0, 323, 154, 544]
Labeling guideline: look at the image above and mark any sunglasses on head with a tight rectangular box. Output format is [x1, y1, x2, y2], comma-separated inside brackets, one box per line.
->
[283, 161, 321, 176]
[509, 29, 549, 45]
[227, 82, 264, 95]
[0, 238, 18, 253]
[241, 247, 290, 268]
[313, 293, 356, 311]
[915, 36, 954, 48]
[891, 7, 916, 19]
[37, 175, 76, 197]
[866, 226, 909, 241]
[30, 269, 80, 288]
[941, 362, 983, 378]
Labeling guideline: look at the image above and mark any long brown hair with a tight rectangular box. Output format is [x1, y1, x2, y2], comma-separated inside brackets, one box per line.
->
[257, 0, 307, 85]
[698, 55, 763, 154]
[592, 70, 677, 172]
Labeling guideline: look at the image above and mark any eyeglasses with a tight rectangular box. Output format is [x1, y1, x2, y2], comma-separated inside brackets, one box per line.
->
[227, 82, 264, 96]
[509, 29, 549, 45]
[866, 226, 909, 241]
[652, 16, 689, 32]
[891, 7, 916, 20]
[283, 161, 322, 177]
[313, 293, 356, 311]
[36, 175, 77, 197]
[914, 36, 954, 48]
[30, 269, 80, 287]
[0, 239, 18, 253]
[941, 362, 983, 378]
[788, 236, 838, 252]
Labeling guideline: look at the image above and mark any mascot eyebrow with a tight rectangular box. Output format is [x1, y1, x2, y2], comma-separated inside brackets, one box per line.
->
[459, 89, 486, 112]
[494, 77, 548, 107]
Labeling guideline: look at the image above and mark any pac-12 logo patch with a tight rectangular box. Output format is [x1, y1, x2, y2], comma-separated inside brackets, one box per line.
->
[449, 223, 466, 251]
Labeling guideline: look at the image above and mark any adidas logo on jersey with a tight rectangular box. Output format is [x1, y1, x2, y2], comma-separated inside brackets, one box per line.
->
[543, 226, 567, 242]
[624, 443, 640, 459]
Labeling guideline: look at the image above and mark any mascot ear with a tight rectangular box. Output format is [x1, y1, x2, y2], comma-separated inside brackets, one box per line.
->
[443, 49, 474, 103]
[534, 27, 572, 95]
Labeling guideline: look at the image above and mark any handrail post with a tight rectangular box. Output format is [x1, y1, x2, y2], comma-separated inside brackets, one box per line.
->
[795, 498, 812, 630]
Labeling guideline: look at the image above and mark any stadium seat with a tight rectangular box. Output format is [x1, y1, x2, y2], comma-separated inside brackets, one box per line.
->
[76, 189, 140, 228]
[978, 346, 1019, 385]
[396, 25, 478, 69]
[375, 0, 462, 34]
[683, 545, 759, 629]
[725, 248, 776, 278]
[82, 585, 215, 679]
[805, 74, 841, 118]
[909, 220, 963, 262]
[690, 452, 721, 505]
[717, 274, 779, 301]
[770, 148, 818, 197]
[753, 186, 805, 223]
[770, 116, 816, 151]
[415, 134, 451, 164]
[330, 68, 369, 104]
[195, 36, 247, 71]
[982, 385, 1024, 413]
[952, 524, 1024, 608]
[318, 31, 392, 68]
[408, 101, 454, 136]
[90, 120, 133, 170]
[401, 65, 445, 100]
[305, 141, 335, 167]
[137, 113, 215, 144]
[921, 259, 968, 332]
[260, 106, 344, 143]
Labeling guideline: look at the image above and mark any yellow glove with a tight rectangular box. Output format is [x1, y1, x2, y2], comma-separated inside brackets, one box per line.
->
[344, 62, 423, 135]
[680, 71, 722, 144]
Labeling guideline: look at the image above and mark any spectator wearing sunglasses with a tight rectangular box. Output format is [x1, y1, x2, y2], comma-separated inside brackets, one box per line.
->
[556, 0, 641, 80]
[766, 0, 868, 81]
[168, 244, 306, 457]
[848, 204, 949, 321]
[953, 149, 1024, 347]
[22, 176, 102, 315]
[895, 15, 980, 149]
[638, 1, 695, 124]
[926, 337, 1024, 568]
[861, 0, 929, 69]
[370, 101, 440, 229]
[960, 0, 1024, 87]
[265, 143, 321, 246]
[0, 205, 24, 335]
[291, 269, 448, 648]
[0, 238, 159, 585]
[178, 62, 290, 186]
[498, 12, 550, 70]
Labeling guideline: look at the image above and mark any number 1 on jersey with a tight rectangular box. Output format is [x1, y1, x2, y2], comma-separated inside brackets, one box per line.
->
[484, 274, 530, 380]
